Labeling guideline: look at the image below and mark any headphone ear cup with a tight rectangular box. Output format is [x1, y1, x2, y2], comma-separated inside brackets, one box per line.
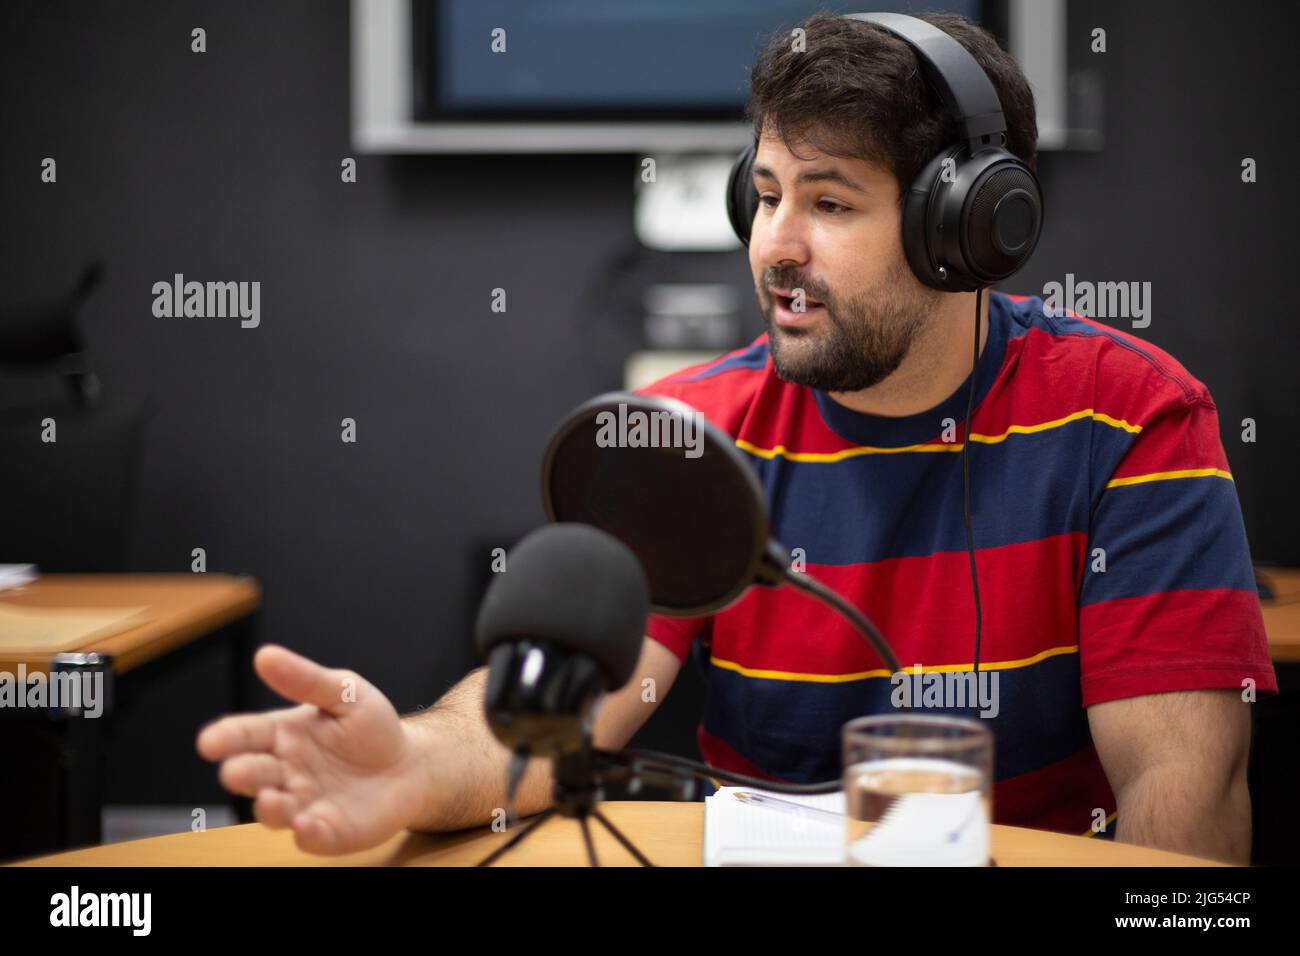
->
[961, 156, 1042, 284]
[726, 143, 759, 246]
[903, 145, 1043, 292]
[901, 146, 965, 291]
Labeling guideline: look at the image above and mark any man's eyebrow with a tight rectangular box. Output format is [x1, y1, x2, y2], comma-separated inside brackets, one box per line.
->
[751, 163, 867, 194]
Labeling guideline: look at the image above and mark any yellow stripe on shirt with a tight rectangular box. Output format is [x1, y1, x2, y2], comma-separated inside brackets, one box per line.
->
[1105, 467, 1233, 489]
[735, 408, 1142, 462]
[709, 643, 1079, 684]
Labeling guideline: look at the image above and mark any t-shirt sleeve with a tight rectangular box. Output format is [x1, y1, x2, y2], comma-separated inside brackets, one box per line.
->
[645, 611, 710, 664]
[1077, 391, 1277, 707]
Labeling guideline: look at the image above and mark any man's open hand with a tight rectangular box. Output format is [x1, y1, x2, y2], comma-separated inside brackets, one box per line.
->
[197, 645, 431, 855]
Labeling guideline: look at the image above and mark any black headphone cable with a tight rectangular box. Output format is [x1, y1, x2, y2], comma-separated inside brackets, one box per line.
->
[963, 290, 985, 677]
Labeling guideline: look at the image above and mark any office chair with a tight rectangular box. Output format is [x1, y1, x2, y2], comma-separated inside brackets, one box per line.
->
[0, 263, 153, 571]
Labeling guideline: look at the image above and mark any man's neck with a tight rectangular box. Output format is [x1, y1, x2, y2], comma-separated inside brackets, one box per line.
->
[827, 287, 991, 417]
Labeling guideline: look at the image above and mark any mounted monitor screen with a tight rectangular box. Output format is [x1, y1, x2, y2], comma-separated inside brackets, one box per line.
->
[352, 0, 1018, 154]
[419, 0, 979, 120]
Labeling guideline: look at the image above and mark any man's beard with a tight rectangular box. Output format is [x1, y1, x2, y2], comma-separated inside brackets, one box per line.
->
[762, 256, 942, 393]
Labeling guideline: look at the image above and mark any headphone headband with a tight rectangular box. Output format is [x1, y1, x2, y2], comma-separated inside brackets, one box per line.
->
[846, 12, 1007, 145]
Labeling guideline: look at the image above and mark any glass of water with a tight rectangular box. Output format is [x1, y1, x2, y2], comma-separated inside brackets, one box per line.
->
[842, 715, 993, 866]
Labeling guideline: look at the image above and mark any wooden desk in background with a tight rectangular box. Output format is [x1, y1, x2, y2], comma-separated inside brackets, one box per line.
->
[1258, 567, 1300, 663]
[0, 574, 261, 675]
[13, 801, 1225, 867]
[0, 574, 262, 860]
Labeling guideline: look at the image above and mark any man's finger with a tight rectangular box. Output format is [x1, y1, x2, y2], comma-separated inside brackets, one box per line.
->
[254, 788, 299, 829]
[292, 808, 342, 855]
[197, 713, 279, 761]
[254, 644, 361, 717]
[218, 753, 286, 797]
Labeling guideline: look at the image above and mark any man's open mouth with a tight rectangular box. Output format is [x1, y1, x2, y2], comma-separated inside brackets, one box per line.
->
[770, 288, 824, 312]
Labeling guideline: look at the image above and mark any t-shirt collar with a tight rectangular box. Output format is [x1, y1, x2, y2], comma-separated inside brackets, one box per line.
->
[810, 291, 1010, 448]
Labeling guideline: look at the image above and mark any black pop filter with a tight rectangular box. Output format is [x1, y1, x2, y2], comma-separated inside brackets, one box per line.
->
[540, 392, 901, 674]
[541, 392, 785, 617]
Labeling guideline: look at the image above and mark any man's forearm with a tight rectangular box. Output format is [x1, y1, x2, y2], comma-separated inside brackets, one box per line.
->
[1114, 765, 1252, 864]
[400, 666, 555, 832]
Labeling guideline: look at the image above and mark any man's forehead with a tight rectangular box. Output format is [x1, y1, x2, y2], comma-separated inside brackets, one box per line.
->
[753, 129, 890, 188]
[756, 128, 831, 161]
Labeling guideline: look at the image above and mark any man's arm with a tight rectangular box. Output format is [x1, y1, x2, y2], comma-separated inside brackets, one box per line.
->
[1087, 688, 1252, 864]
[401, 636, 683, 832]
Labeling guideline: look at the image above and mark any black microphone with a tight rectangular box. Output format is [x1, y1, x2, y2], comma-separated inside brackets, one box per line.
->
[474, 523, 649, 759]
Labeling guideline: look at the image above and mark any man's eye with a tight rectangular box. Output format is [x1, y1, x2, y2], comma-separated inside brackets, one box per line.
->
[756, 195, 848, 214]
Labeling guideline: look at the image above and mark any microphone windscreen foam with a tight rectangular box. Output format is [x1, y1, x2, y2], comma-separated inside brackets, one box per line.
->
[474, 523, 649, 690]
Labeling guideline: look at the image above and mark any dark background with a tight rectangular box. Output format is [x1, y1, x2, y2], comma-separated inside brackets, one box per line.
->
[1, 0, 1296, 829]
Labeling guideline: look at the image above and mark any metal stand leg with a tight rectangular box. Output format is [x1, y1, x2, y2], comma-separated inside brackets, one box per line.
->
[579, 815, 599, 867]
[592, 808, 654, 867]
[476, 805, 655, 867]
[476, 806, 556, 867]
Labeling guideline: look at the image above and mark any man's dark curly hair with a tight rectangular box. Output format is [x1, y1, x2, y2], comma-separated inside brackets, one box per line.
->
[746, 11, 1038, 203]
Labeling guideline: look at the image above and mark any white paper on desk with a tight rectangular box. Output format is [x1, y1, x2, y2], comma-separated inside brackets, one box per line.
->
[0, 564, 38, 592]
[845, 790, 989, 867]
[703, 786, 845, 866]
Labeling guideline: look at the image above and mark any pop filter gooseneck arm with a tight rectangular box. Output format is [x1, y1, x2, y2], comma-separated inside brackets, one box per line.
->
[784, 571, 902, 676]
[753, 540, 902, 676]
[582, 553, 908, 800]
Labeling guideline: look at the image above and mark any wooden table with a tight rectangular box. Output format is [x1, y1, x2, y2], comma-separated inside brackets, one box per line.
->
[12, 802, 1224, 867]
[1258, 567, 1300, 663]
[0, 574, 262, 859]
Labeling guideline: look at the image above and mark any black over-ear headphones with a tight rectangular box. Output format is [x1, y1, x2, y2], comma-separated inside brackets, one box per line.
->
[726, 11, 1043, 292]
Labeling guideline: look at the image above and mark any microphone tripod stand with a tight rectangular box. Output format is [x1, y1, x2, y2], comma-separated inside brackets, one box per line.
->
[476, 739, 842, 867]
[477, 745, 652, 867]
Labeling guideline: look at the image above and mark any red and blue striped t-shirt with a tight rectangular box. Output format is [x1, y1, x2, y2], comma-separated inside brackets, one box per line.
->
[638, 290, 1277, 836]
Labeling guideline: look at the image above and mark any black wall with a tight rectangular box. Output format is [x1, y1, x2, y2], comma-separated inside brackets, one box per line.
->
[1, 0, 1296, 810]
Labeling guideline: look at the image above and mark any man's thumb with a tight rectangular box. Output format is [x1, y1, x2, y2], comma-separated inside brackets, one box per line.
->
[254, 644, 359, 716]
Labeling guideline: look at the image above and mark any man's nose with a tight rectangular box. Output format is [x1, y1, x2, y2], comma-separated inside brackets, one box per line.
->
[754, 201, 811, 270]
